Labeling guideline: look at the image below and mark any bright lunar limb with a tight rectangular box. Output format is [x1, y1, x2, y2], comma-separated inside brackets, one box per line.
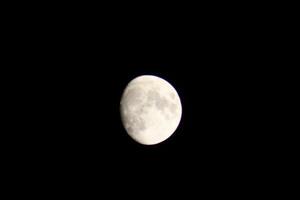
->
[120, 75, 182, 145]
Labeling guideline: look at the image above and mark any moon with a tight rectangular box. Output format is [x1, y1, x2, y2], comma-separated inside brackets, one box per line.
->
[120, 75, 182, 145]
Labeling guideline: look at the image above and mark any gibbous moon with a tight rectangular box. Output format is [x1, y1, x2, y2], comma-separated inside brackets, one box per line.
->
[120, 75, 182, 145]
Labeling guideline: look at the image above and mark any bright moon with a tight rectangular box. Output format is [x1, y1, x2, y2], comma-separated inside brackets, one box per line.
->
[120, 75, 182, 145]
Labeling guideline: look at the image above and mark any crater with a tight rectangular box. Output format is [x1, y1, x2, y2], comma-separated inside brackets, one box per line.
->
[123, 87, 143, 105]
[169, 92, 176, 100]
[147, 89, 170, 112]
[125, 114, 146, 134]
[136, 104, 149, 115]
[155, 97, 169, 111]
[169, 103, 178, 114]
[147, 90, 160, 104]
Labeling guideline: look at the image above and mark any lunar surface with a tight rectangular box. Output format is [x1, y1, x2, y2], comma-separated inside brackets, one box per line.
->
[120, 75, 182, 145]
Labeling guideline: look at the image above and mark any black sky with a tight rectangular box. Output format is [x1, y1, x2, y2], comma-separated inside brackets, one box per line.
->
[4, 3, 279, 196]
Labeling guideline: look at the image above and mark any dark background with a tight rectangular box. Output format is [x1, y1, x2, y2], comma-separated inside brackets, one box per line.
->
[3, 2, 280, 197]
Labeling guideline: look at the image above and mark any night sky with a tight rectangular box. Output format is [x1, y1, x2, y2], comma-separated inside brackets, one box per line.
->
[5, 3, 278, 197]
[18, 61, 267, 194]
